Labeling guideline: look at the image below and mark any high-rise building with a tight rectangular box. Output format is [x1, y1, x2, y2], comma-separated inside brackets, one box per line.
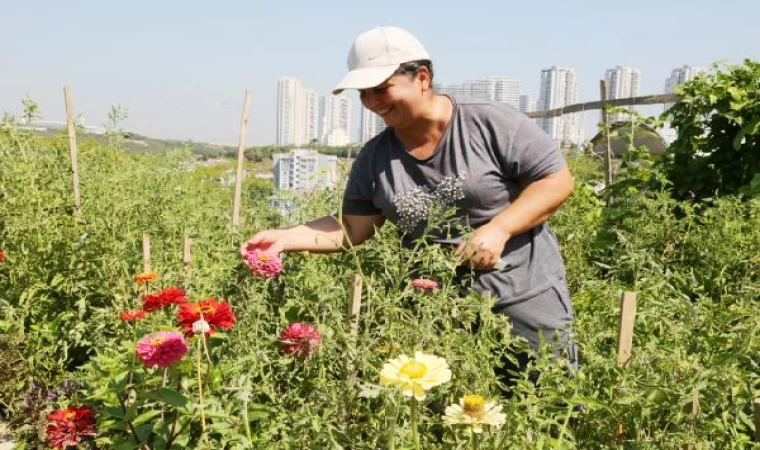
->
[537, 66, 579, 146]
[272, 149, 338, 191]
[519, 95, 537, 114]
[435, 77, 521, 110]
[604, 65, 641, 122]
[360, 107, 386, 144]
[491, 77, 521, 110]
[664, 65, 708, 109]
[320, 94, 352, 147]
[276, 77, 319, 146]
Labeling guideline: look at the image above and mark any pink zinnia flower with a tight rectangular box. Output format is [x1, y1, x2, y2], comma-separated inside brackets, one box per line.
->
[136, 331, 189, 369]
[411, 278, 439, 291]
[120, 309, 146, 321]
[245, 249, 283, 279]
[279, 323, 321, 359]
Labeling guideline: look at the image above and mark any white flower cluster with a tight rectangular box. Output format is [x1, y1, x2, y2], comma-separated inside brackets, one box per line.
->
[393, 172, 466, 233]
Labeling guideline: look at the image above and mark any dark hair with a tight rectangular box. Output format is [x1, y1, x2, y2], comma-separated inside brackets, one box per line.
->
[395, 59, 434, 83]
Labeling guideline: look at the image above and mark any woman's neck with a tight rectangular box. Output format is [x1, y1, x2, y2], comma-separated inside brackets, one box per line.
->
[394, 94, 453, 152]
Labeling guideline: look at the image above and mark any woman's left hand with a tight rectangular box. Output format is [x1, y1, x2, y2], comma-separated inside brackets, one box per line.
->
[454, 222, 511, 270]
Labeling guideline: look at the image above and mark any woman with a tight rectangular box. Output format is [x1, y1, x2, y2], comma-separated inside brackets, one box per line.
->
[241, 26, 577, 375]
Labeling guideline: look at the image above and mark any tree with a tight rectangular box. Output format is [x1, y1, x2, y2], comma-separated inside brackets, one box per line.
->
[21, 96, 41, 126]
[662, 60, 760, 199]
[104, 105, 129, 144]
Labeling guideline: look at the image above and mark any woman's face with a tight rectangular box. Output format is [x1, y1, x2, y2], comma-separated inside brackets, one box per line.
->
[359, 70, 425, 128]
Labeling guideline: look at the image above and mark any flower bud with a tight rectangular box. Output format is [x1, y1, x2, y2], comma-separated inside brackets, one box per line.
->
[192, 319, 211, 335]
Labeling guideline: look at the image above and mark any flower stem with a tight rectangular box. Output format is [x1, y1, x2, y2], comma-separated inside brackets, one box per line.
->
[385, 395, 398, 450]
[196, 337, 206, 432]
[242, 397, 252, 443]
[160, 367, 168, 423]
[472, 427, 481, 450]
[410, 398, 420, 450]
[128, 321, 137, 387]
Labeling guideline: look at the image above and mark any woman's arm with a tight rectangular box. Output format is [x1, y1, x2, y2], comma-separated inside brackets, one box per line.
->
[239, 213, 385, 259]
[456, 166, 574, 269]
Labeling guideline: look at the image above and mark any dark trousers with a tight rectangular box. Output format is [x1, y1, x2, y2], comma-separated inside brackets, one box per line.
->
[491, 281, 578, 391]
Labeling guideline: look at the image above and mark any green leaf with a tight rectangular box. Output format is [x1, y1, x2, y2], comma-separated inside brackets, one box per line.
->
[132, 409, 163, 427]
[152, 387, 189, 408]
[105, 406, 126, 419]
[134, 422, 153, 443]
[733, 117, 760, 150]
[247, 403, 277, 420]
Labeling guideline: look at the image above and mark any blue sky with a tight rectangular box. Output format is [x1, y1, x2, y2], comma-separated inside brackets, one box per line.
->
[2, 0, 758, 146]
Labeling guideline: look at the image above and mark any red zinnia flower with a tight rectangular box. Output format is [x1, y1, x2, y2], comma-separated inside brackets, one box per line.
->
[143, 287, 188, 312]
[176, 298, 236, 336]
[279, 322, 321, 359]
[46, 405, 96, 449]
[120, 309, 146, 321]
[0, 251, 5, 263]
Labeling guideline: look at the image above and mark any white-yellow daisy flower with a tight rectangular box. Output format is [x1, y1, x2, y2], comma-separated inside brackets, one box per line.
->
[443, 395, 506, 433]
[379, 351, 452, 400]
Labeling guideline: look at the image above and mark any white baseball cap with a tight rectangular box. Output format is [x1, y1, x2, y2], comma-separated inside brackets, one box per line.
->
[332, 26, 430, 95]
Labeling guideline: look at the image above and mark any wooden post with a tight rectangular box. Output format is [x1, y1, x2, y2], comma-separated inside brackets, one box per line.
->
[616, 291, 637, 368]
[525, 93, 678, 119]
[342, 274, 363, 424]
[183, 236, 192, 289]
[599, 80, 614, 187]
[183, 236, 192, 271]
[612, 291, 637, 444]
[348, 274, 363, 330]
[232, 90, 253, 234]
[754, 398, 760, 442]
[681, 390, 700, 450]
[63, 86, 82, 219]
[142, 234, 151, 273]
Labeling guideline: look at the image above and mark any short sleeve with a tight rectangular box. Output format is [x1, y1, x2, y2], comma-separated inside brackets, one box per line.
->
[498, 111, 566, 187]
[341, 149, 382, 216]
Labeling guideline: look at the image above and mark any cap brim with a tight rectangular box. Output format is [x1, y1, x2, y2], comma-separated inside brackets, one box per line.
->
[332, 65, 398, 95]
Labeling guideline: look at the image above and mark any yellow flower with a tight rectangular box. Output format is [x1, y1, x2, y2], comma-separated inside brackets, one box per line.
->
[443, 395, 506, 433]
[379, 351, 451, 400]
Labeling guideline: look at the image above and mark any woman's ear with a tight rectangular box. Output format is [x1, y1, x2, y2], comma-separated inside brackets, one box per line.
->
[417, 66, 432, 92]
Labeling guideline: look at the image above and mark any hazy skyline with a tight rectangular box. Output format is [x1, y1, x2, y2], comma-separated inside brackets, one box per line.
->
[3, 0, 759, 146]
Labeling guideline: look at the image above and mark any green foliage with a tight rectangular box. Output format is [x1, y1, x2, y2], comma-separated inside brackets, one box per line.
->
[21, 96, 42, 126]
[662, 59, 760, 199]
[1, 125, 759, 449]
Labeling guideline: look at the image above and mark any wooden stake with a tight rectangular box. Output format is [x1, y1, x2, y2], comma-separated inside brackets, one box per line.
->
[599, 80, 614, 187]
[232, 90, 253, 234]
[343, 273, 364, 422]
[183, 236, 192, 290]
[754, 398, 760, 442]
[183, 236, 192, 271]
[348, 274, 363, 332]
[63, 86, 82, 218]
[616, 291, 637, 368]
[142, 234, 151, 273]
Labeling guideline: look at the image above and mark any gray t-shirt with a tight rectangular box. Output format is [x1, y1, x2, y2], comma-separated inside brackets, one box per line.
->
[342, 96, 567, 306]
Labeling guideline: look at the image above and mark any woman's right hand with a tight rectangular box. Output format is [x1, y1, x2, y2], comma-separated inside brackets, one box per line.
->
[239, 230, 290, 269]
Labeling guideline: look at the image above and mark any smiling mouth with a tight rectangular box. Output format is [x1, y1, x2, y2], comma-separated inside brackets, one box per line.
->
[376, 106, 392, 116]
